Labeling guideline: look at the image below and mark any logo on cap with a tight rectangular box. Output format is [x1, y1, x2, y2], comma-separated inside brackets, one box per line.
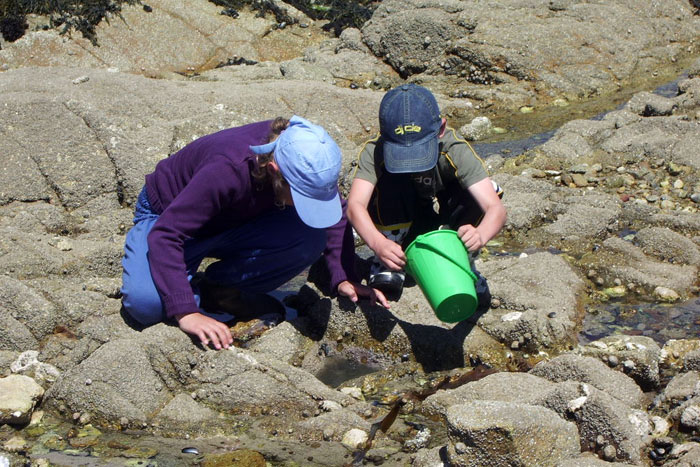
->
[394, 124, 422, 135]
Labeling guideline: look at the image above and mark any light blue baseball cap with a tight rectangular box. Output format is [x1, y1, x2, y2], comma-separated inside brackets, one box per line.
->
[249, 116, 342, 228]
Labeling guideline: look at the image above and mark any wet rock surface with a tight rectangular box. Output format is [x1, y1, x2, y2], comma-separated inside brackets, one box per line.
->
[0, 1, 699, 465]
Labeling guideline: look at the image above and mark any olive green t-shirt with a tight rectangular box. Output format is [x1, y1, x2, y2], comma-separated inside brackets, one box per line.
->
[353, 127, 488, 191]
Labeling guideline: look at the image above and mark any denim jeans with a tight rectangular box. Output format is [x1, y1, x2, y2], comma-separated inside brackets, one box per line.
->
[120, 187, 326, 326]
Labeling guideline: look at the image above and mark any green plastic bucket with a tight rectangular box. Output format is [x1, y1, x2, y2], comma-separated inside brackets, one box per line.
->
[405, 230, 478, 323]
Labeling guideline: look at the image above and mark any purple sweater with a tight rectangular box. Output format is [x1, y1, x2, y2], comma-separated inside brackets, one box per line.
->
[145, 120, 357, 318]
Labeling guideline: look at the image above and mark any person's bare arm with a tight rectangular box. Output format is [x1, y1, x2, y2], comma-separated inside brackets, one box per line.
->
[347, 178, 405, 270]
[457, 178, 507, 251]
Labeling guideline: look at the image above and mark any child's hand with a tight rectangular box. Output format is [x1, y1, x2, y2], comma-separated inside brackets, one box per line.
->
[457, 224, 485, 252]
[372, 237, 406, 271]
[176, 312, 233, 350]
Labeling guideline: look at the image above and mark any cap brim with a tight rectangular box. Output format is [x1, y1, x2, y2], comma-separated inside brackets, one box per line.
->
[249, 141, 277, 154]
[290, 187, 342, 229]
[383, 135, 438, 174]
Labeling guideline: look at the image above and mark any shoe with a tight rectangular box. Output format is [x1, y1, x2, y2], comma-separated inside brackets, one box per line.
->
[368, 257, 405, 295]
[197, 276, 284, 320]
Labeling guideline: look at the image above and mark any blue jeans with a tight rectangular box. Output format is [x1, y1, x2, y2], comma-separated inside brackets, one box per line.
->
[121, 187, 326, 326]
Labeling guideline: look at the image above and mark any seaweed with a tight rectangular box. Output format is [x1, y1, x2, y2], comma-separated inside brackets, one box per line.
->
[283, 0, 374, 36]
[208, 0, 375, 37]
[0, 0, 375, 46]
[0, 14, 27, 41]
[0, 0, 139, 44]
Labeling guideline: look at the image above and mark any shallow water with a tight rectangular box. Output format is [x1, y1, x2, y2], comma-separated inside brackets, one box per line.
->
[314, 355, 379, 387]
[470, 71, 688, 159]
[580, 297, 700, 346]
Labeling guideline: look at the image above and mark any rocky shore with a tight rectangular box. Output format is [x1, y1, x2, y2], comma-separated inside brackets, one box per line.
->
[1, 0, 700, 465]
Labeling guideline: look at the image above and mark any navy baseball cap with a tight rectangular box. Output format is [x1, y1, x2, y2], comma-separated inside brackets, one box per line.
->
[379, 84, 442, 173]
[249, 116, 342, 229]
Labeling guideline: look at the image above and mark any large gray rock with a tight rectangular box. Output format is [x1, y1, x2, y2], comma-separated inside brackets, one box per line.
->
[0, 100, 116, 209]
[635, 227, 700, 266]
[531, 381, 645, 464]
[0, 0, 296, 76]
[44, 336, 173, 424]
[663, 371, 700, 404]
[578, 335, 662, 390]
[445, 401, 580, 466]
[0, 66, 432, 204]
[0, 374, 44, 425]
[530, 354, 645, 409]
[0, 311, 39, 352]
[422, 372, 557, 418]
[153, 393, 219, 429]
[580, 236, 697, 298]
[495, 173, 557, 231]
[541, 191, 622, 244]
[538, 118, 618, 163]
[477, 252, 585, 352]
[43, 321, 364, 437]
[361, 0, 700, 104]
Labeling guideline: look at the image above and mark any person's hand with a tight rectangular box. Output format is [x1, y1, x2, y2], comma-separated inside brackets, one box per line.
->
[457, 224, 485, 252]
[372, 237, 406, 271]
[337, 280, 390, 309]
[176, 312, 233, 350]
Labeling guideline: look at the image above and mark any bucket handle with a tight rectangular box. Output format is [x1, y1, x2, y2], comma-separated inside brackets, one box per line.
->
[409, 238, 477, 282]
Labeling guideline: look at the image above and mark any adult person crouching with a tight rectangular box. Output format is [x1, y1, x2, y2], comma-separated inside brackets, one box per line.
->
[121, 116, 388, 350]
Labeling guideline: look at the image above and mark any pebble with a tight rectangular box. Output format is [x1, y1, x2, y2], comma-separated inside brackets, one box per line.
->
[602, 444, 617, 461]
[340, 387, 364, 400]
[603, 286, 626, 298]
[3, 436, 28, 453]
[680, 405, 700, 429]
[608, 355, 619, 367]
[653, 286, 680, 302]
[501, 312, 522, 322]
[341, 428, 368, 449]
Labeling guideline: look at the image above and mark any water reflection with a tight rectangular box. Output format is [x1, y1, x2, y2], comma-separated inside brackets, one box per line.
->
[314, 355, 378, 387]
